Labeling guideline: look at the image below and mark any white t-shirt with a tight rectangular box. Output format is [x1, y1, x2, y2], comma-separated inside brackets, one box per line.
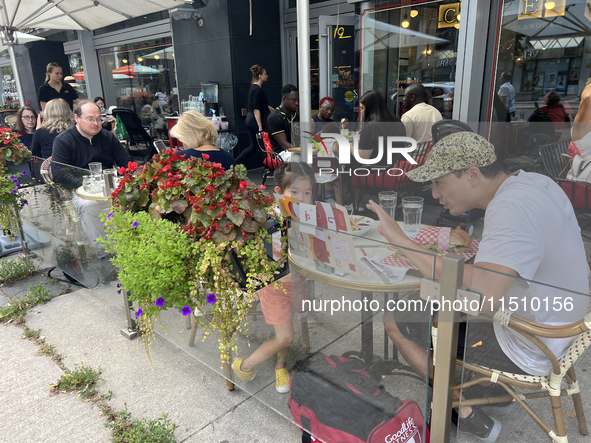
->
[400, 102, 443, 143]
[475, 170, 589, 375]
[498, 82, 515, 113]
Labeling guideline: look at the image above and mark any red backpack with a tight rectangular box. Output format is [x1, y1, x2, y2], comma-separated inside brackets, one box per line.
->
[289, 353, 430, 443]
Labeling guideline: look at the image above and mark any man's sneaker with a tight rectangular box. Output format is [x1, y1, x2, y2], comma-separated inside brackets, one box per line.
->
[275, 368, 290, 393]
[456, 407, 502, 443]
[232, 357, 255, 382]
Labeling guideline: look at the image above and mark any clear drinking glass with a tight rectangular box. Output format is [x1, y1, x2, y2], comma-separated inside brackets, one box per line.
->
[402, 196, 424, 235]
[82, 175, 93, 192]
[378, 191, 397, 219]
[88, 162, 103, 182]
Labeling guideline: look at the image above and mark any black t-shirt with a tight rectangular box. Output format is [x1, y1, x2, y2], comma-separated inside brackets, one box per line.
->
[176, 149, 237, 170]
[312, 114, 334, 133]
[38, 82, 79, 110]
[267, 108, 299, 153]
[31, 128, 61, 159]
[357, 120, 406, 168]
[247, 84, 270, 131]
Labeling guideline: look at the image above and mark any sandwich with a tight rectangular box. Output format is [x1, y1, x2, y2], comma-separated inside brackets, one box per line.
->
[449, 227, 472, 252]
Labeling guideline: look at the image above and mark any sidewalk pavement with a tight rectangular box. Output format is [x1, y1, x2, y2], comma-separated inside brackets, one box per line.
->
[0, 272, 302, 443]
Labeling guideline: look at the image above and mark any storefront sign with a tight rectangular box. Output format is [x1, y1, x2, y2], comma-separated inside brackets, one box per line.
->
[518, 0, 565, 20]
[438, 3, 460, 29]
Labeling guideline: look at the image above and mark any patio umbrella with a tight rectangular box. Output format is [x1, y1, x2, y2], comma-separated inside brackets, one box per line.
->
[0, 0, 190, 105]
[142, 48, 175, 60]
[73, 71, 132, 80]
[0, 30, 44, 52]
[112, 64, 161, 75]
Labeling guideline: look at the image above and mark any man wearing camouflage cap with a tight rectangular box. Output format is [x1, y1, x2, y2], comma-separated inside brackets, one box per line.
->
[367, 132, 589, 442]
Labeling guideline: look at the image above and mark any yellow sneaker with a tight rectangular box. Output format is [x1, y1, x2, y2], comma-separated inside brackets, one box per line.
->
[232, 357, 255, 382]
[275, 368, 290, 393]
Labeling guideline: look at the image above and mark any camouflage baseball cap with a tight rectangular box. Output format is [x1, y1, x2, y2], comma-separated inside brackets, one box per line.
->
[406, 132, 496, 182]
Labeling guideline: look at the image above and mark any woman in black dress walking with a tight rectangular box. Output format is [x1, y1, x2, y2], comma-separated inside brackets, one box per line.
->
[236, 64, 273, 164]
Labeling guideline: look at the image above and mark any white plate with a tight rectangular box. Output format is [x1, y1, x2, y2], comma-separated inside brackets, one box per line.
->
[349, 216, 376, 236]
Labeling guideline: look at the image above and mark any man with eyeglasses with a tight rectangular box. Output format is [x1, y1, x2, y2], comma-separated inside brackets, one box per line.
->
[52, 100, 130, 170]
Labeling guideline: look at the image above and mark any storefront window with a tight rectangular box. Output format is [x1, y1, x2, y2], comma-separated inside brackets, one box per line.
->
[360, 1, 461, 118]
[488, 0, 588, 158]
[68, 53, 87, 100]
[97, 38, 176, 119]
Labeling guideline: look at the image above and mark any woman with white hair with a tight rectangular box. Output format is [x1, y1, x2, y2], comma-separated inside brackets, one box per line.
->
[31, 98, 75, 158]
[170, 111, 236, 170]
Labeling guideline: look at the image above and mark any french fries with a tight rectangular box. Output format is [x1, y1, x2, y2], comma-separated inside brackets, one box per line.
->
[350, 216, 364, 232]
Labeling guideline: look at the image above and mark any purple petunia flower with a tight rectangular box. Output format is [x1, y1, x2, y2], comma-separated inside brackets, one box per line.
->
[9, 175, 14, 179]
[12, 179, 18, 184]
[117, 289, 121, 294]
[117, 283, 121, 288]
[136, 308, 143, 318]
[207, 294, 216, 304]
[11, 189, 17, 194]
[131, 220, 138, 228]
[21, 171, 26, 175]
[155, 297, 165, 307]
[106, 212, 114, 219]
[181, 306, 191, 316]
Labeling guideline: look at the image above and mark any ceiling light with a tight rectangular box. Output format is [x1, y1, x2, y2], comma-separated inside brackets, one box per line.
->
[401, 14, 410, 28]
[427, 49, 432, 54]
[154, 55, 160, 60]
[137, 57, 143, 62]
[122, 59, 127, 63]
[410, 9, 418, 18]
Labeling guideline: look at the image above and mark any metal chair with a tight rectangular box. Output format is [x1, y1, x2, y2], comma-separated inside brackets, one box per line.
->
[4, 115, 17, 129]
[434, 311, 590, 442]
[257, 132, 284, 186]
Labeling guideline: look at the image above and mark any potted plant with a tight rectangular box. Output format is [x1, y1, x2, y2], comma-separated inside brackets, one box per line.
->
[0, 128, 31, 234]
[101, 150, 286, 365]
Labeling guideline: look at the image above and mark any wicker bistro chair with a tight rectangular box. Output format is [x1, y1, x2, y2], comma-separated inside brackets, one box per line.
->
[433, 310, 590, 442]
[350, 141, 433, 212]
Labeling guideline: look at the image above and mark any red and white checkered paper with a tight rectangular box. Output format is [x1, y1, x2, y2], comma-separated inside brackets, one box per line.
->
[379, 227, 479, 270]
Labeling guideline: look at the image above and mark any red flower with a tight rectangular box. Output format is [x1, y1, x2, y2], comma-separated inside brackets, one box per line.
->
[127, 162, 138, 172]
[239, 181, 248, 190]
[163, 164, 171, 172]
[119, 167, 126, 175]
[202, 153, 210, 160]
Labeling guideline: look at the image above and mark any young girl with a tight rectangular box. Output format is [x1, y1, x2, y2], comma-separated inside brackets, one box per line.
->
[233, 162, 315, 393]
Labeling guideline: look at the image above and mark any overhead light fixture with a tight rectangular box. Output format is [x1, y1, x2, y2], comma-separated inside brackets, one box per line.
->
[457, 13, 461, 21]
[410, 9, 419, 18]
[154, 55, 160, 60]
[545, 1, 556, 9]
[401, 14, 410, 28]
[427, 49, 432, 54]
[122, 59, 127, 63]
[137, 57, 143, 62]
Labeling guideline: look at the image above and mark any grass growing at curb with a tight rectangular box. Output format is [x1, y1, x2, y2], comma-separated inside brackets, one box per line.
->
[106, 406, 178, 443]
[0, 255, 38, 284]
[52, 363, 102, 399]
[0, 282, 52, 324]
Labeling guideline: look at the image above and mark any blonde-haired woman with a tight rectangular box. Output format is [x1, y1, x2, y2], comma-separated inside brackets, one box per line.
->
[170, 110, 236, 170]
[31, 99, 74, 158]
[37, 62, 78, 110]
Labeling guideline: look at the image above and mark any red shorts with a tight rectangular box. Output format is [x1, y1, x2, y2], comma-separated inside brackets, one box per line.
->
[258, 272, 307, 325]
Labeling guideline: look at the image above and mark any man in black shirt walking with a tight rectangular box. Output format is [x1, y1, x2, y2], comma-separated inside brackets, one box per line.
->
[267, 84, 299, 162]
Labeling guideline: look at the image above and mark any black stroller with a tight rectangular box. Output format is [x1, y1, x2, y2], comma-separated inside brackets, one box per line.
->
[430, 120, 485, 236]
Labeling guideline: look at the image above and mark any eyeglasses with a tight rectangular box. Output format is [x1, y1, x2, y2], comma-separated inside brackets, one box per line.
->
[22, 115, 36, 120]
[80, 116, 102, 124]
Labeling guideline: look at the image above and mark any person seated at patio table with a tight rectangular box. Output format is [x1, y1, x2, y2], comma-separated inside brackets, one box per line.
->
[14, 106, 38, 149]
[368, 132, 589, 442]
[233, 162, 315, 394]
[401, 83, 443, 143]
[267, 84, 299, 163]
[311, 96, 336, 134]
[31, 98, 74, 159]
[38, 62, 78, 111]
[51, 100, 130, 176]
[169, 110, 236, 170]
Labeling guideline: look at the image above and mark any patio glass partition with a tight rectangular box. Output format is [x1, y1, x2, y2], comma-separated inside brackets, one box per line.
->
[153, 218, 436, 441]
[453, 265, 591, 443]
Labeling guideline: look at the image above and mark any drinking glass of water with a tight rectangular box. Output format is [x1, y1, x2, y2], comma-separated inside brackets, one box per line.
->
[378, 191, 397, 219]
[402, 196, 424, 236]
